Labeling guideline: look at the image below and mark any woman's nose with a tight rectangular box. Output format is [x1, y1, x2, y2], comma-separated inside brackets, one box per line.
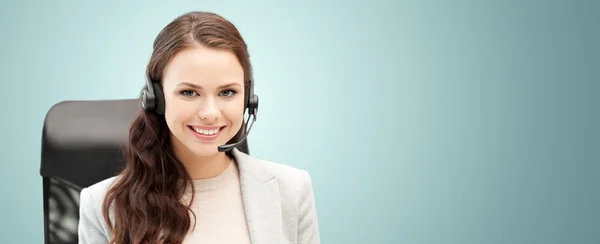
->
[197, 97, 220, 121]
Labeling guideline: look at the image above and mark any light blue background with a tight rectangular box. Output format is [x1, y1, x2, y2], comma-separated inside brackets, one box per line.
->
[1, 0, 599, 243]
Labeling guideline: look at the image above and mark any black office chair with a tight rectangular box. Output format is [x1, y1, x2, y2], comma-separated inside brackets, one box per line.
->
[40, 98, 250, 244]
[40, 99, 139, 244]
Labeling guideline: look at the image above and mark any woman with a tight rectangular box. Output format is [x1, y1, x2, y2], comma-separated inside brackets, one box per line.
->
[78, 11, 320, 244]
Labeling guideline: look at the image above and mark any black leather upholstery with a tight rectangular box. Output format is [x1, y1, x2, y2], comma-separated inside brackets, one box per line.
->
[40, 99, 139, 244]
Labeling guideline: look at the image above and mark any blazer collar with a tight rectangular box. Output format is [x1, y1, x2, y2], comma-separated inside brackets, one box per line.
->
[231, 149, 286, 244]
[232, 148, 274, 182]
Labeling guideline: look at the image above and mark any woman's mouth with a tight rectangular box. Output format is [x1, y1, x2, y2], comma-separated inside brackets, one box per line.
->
[188, 125, 225, 141]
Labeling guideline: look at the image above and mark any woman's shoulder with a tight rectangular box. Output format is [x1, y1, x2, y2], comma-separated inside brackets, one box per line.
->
[257, 158, 312, 180]
[81, 176, 120, 203]
[79, 175, 121, 222]
[235, 149, 311, 179]
[78, 176, 120, 242]
[247, 157, 321, 242]
[249, 157, 316, 197]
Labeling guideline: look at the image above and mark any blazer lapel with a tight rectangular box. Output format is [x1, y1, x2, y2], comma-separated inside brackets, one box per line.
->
[233, 149, 284, 244]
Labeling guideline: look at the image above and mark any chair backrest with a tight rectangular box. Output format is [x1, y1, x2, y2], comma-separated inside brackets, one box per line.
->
[40, 99, 139, 244]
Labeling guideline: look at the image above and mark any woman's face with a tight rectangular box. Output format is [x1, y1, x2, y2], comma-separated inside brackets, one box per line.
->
[161, 44, 245, 159]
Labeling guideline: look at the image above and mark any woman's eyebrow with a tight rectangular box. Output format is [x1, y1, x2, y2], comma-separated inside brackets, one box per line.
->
[176, 82, 242, 89]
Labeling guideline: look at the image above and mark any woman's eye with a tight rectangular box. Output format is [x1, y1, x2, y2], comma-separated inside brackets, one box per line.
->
[180, 90, 197, 97]
[220, 89, 237, 97]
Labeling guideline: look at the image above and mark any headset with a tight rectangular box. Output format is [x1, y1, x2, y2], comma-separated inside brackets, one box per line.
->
[141, 75, 259, 152]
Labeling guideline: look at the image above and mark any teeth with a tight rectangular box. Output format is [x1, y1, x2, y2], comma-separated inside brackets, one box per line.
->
[193, 127, 219, 135]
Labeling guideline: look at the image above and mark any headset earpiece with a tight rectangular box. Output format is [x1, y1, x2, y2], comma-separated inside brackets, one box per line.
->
[141, 77, 165, 115]
[152, 82, 165, 115]
[247, 94, 259, 117]
[141, 85, 156, 112]
[246, 78, 259, 118]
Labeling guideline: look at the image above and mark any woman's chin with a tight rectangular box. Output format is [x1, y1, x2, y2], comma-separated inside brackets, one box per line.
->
[187, 144, 221, 157]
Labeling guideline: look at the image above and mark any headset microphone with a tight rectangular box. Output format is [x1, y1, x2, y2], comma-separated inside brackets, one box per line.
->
[217, 78, 259, 153]
[217, 112, 256, 152]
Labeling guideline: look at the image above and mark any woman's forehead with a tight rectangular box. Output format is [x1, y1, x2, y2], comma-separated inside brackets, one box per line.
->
[163, 46, 244, 88]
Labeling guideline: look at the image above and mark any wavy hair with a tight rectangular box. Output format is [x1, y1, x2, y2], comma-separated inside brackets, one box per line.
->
[101, 11, 253, 243]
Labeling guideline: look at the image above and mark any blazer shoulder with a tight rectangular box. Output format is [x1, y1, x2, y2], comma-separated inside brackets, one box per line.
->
[254, 159, 321, 243]
[84, 176, 120, 197]
[258, 159, 313, 187]
[254, 158, 317, 204]
[78, 176, 120, 243]
[81, 176, 120, 211]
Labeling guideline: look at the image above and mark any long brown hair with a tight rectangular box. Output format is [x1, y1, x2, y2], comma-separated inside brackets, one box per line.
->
[102, 11, 253, 244]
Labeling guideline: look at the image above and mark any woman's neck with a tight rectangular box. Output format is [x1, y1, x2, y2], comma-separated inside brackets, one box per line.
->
[184, 152, 231, 180]
[171, 141, 232, 180]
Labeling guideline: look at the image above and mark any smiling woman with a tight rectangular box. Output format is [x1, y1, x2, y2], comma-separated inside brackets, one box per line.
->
[161, 45, 247, 178]
[76, 11, 321, 244]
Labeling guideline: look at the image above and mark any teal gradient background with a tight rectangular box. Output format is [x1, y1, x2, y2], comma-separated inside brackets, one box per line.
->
[1, 0, 599, 243]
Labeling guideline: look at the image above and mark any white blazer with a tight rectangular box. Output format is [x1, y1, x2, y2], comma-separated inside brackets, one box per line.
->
[78, 148, 321, 244]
